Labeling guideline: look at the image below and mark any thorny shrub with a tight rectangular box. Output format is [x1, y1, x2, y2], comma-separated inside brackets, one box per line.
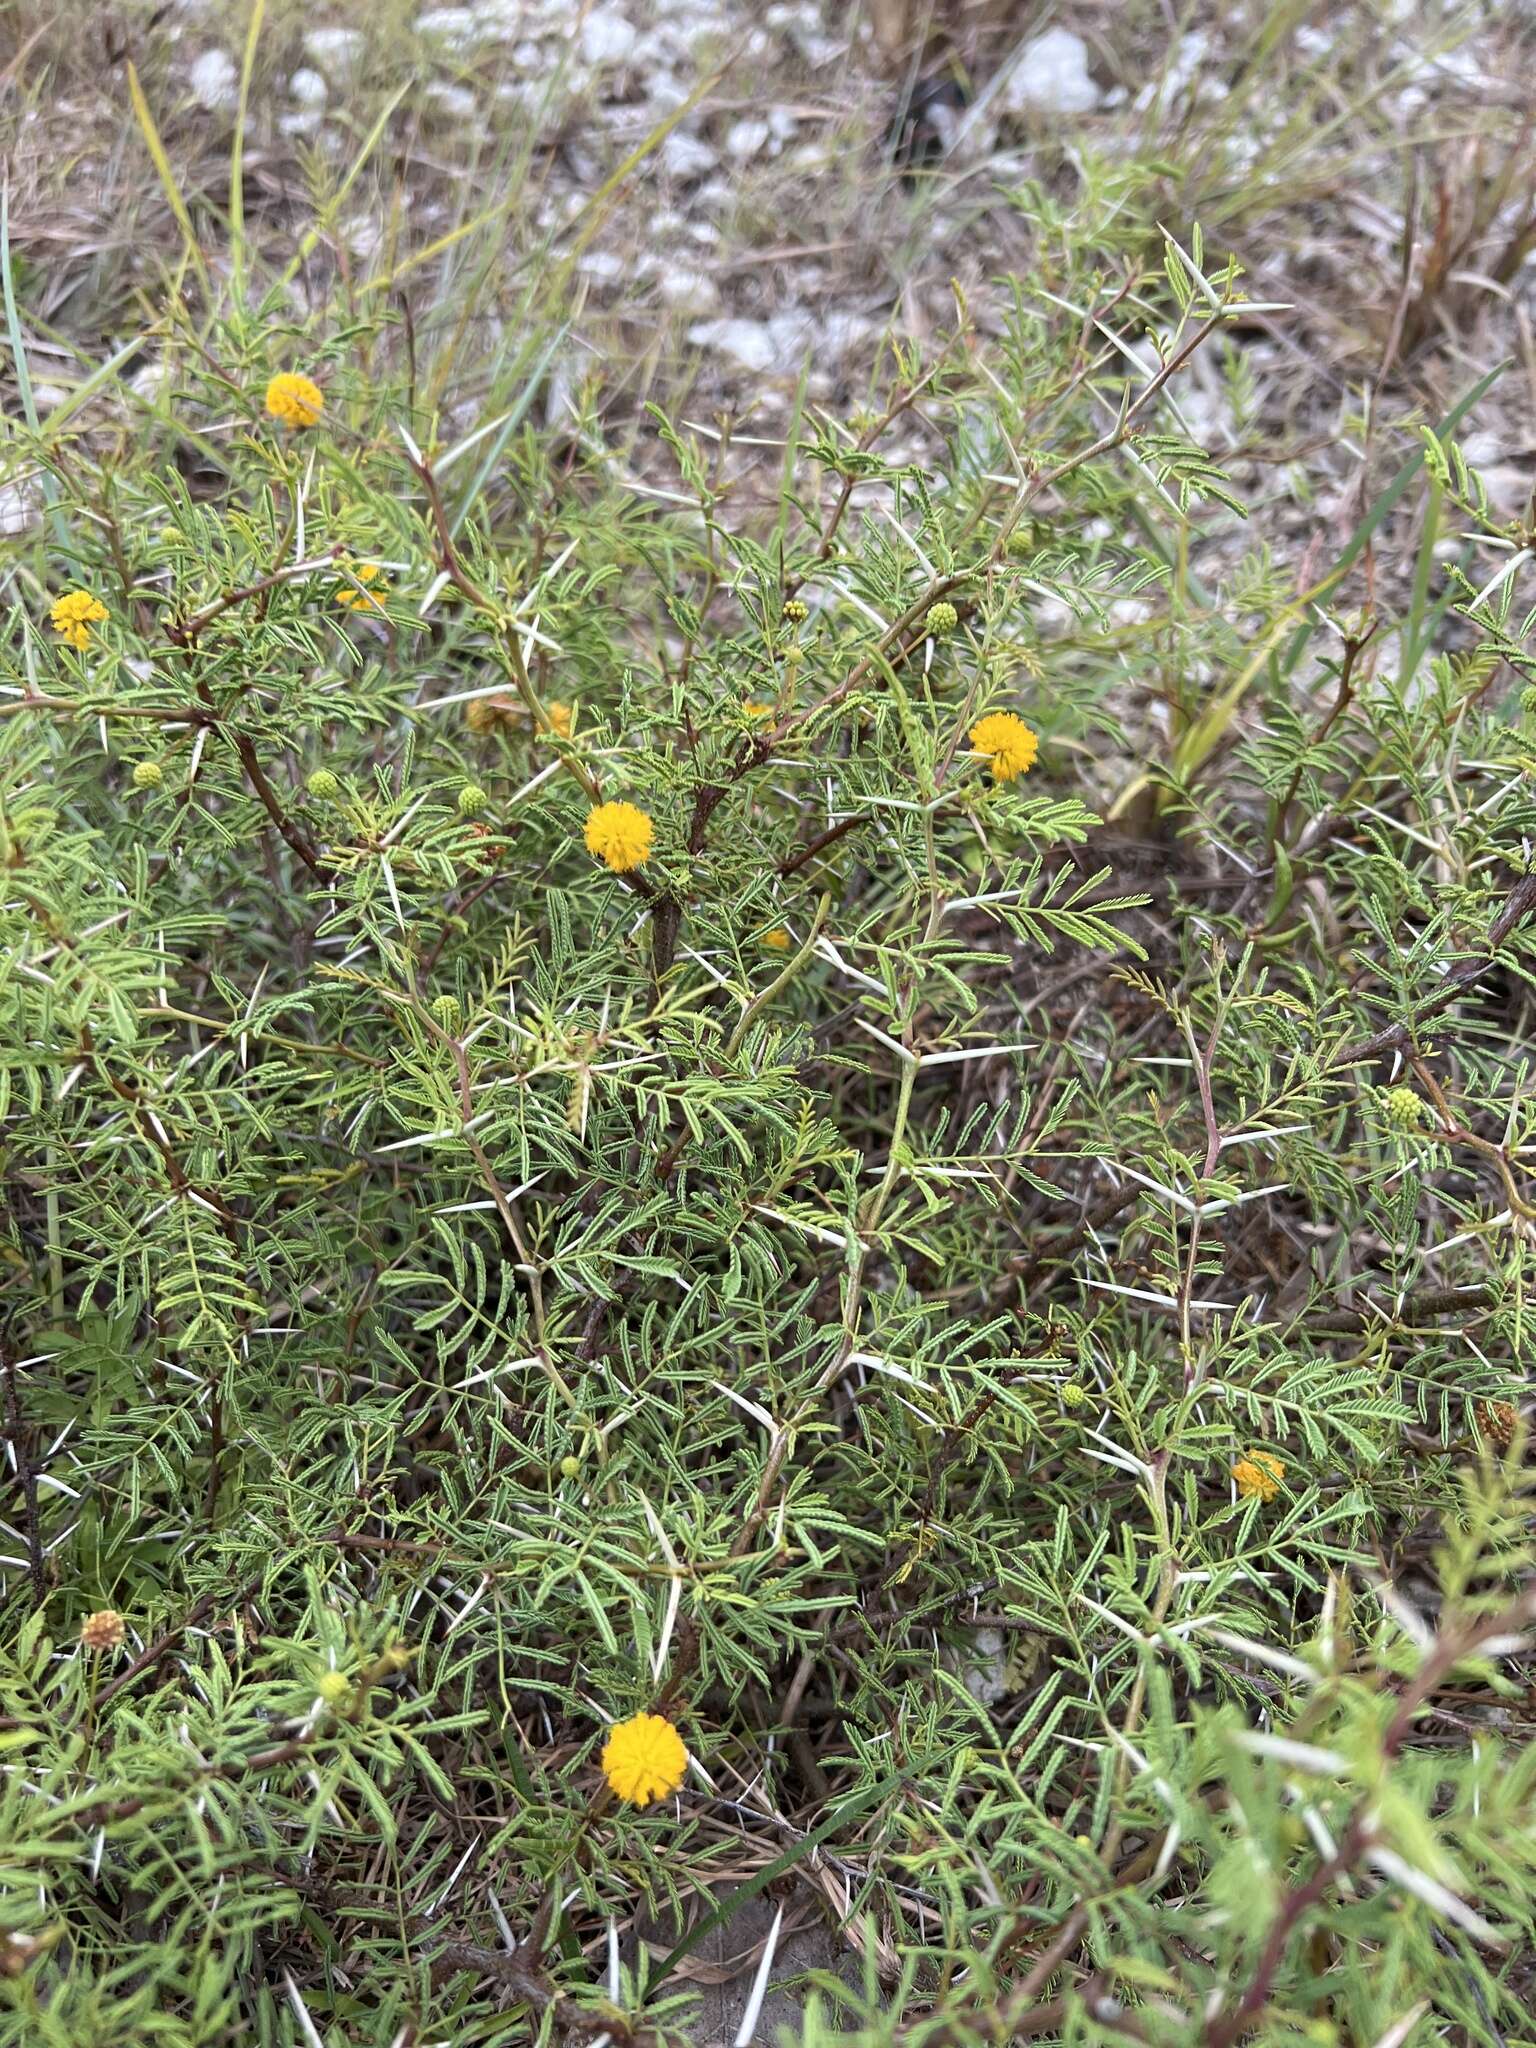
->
[2, 221, 1536, 2048]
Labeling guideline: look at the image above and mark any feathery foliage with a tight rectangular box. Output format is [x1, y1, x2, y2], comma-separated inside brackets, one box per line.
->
[2, 148, 1536, 2048]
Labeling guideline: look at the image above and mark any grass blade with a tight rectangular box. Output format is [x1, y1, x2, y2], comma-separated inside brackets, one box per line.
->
[126, 62, 212, 300]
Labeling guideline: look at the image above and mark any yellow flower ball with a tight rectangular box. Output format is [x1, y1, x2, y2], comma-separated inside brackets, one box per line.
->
[601, 1711, 688, 1806]
[1232, 1450, 1285, 1503]
[49, 589, 109, 651]
[265, 371, 325, 429]
[761, 926, 792, 951]
[968, 711, 1039, 782]
[584, 800, 654, 874]
[337, 561, 387, 611]
[548, 699, 574, 738]
[743, 700, 774, 719]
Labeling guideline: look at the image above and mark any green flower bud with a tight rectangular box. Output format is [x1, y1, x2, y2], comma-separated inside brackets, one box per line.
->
[559, 1454, 582, 1480]
[429, 994, 460, 1029]
[316, 1670, 352, 1709]
[131, 760, 163, 791]
[781, 597, 808, 622]
[926, 600, 958, 635]
[1060, 1381, 1087, 1409]
[306, 769, 340, 801]
[458, 782, 487, 818]
[1381, 1085, 1428, 1131]
[1521, 683, 1536, 722]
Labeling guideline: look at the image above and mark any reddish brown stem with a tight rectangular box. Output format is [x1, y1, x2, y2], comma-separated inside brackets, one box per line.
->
[780, 815, 865, 875]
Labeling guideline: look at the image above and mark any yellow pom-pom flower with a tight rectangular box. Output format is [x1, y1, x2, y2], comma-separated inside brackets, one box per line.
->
[548, 699, 574, 738]
[265, 371, 325, 429]
[968, 711, 1039, 782]
[49, 589, 108, 651]
[761, 926, 792, 951]
[601, 1711, 688, 1806]
[743, 700, 774, 719]
[337, 561, 388, 611]
[1232, 1450, 1285, 1503]
[584, 800, 654, 874]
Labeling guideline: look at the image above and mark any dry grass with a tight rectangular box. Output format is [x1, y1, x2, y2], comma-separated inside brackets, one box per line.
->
[6, 2, 1534, 556]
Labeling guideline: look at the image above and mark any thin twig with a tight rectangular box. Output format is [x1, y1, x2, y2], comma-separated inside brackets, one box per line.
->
[1, 1344, 44, 1603]
[1335, 868, 1536, 1067]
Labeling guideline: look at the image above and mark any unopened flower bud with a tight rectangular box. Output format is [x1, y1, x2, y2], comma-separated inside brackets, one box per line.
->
[1382, 1085, 1427, 1130]
[316, 1670, 352, 1709]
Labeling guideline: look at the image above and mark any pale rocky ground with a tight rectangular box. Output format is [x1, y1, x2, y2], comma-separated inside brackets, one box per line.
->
[12, 1, 1531, 583]
[14, 4, 1536, 500]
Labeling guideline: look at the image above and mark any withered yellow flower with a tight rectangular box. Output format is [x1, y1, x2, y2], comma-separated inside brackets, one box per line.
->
[466, 692, 520, 735]
[80, 1609, 125, 1652]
